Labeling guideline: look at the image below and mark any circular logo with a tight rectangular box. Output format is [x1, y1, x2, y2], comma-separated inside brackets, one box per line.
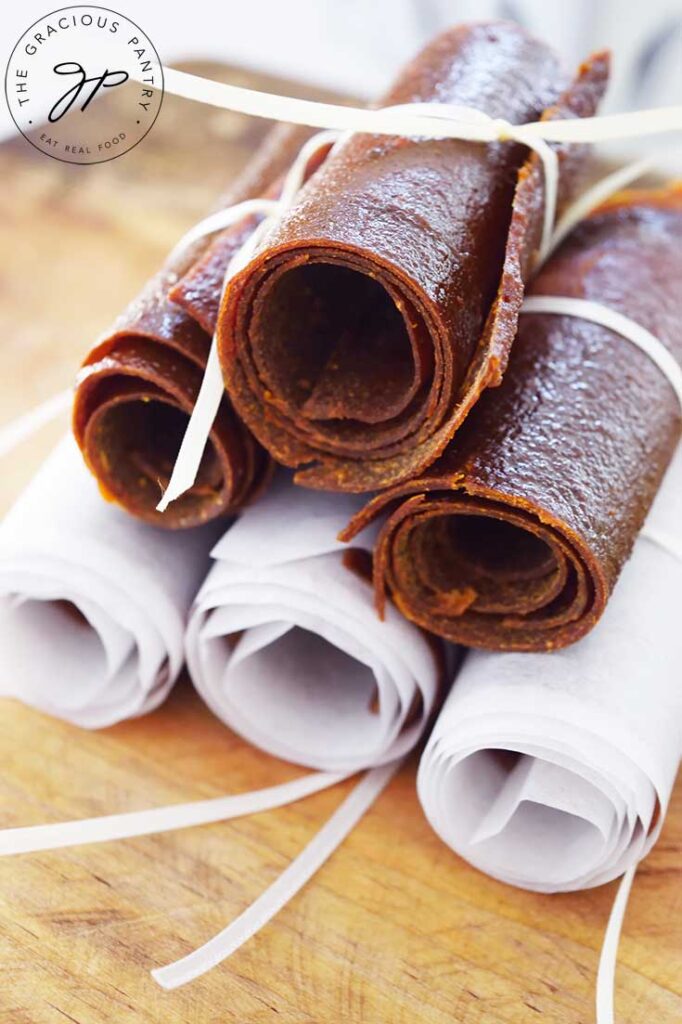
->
[5, 5, 164, 164]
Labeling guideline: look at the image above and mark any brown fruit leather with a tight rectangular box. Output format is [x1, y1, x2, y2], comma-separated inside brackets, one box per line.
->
[72, 123, 313, 528]
[342, 188, 682, 651]
[217, 22, 609, 492]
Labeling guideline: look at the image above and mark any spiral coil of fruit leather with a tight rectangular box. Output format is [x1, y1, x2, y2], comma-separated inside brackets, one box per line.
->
[217, 21, 608, 493]
[72, 123, 313, 528]
[343, 187, 682, 651]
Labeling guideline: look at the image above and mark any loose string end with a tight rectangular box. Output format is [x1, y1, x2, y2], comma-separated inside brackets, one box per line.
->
[596, 863, 638, 1024]
[0, 771, 348, 855]
[151, 761, 401, 989]
[156, 343, 225, 513]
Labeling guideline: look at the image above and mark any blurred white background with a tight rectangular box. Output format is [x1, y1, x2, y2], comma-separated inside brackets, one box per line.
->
[2, 0, 681, 136]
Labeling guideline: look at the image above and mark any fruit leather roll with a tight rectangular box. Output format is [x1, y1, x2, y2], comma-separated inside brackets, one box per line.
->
[0, 437, 217, 727]
[343, 188, 682, 651]
[185, 477, 443, 772]
[72, 123, 313, 528]
[417, 444, 682, 891]
[216, 21, 608, 492]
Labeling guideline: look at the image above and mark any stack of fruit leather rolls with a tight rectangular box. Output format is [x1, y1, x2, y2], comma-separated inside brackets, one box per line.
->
[343, 187, 682, 650]
[185, 476, 443, 772]
[0, 438, 216, 727]
[216, 21, 608, 492]
[72, 122, 314, 528]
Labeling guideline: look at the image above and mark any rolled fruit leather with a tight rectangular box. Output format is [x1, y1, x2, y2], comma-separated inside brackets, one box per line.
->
[72, 122, 315, 528]
[341, 187, 682, 652]
[212, 21, 609, 493]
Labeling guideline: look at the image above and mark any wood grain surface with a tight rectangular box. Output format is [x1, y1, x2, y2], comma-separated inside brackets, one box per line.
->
[0, 64, 679, 1024]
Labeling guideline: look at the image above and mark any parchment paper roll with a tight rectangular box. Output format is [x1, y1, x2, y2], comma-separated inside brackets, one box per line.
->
[344, 187, 682, 650]
[186, 477, 442, 771]
[72, 123, 313, 528]
[218, 22, 608, 492]
[417, 444, 682, 892]
[0, 438, 216, 727]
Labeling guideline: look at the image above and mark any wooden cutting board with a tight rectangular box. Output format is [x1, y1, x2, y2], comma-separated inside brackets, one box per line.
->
[0, 65, 679, 1024]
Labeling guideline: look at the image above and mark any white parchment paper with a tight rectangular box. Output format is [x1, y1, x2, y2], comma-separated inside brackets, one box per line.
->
[0, 437, 217, 727]
[186, 475, 441, 771]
